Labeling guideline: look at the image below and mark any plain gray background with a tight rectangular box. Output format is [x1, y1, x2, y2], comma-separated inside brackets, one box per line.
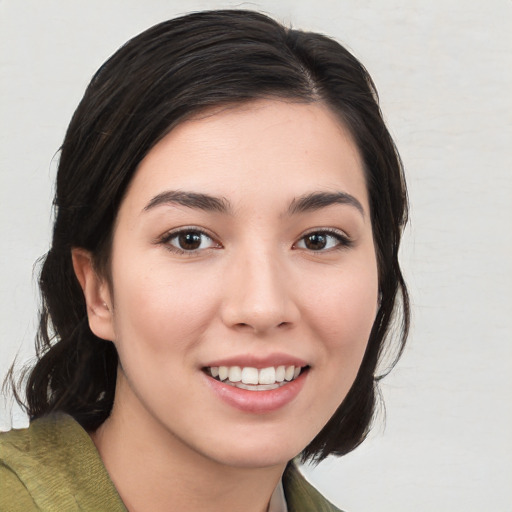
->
[1, 1, 511, 510]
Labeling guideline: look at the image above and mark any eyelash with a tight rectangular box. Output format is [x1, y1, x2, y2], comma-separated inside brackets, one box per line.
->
[293, 228, 353, 252]
[158, 228, 221, 256]
[157, 227, 353, 255]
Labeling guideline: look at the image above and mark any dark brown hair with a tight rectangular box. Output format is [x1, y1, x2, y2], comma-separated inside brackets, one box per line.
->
[11, 9, 409, 462]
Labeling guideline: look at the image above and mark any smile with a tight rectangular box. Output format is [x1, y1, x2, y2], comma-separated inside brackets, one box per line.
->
[205, 365, 307, 391]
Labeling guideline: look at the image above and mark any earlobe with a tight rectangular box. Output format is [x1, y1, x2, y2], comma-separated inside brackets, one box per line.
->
[71, 248, 115, 342]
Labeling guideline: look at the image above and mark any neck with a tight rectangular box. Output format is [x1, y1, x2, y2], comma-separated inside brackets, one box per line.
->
[90, 379, 286, 512]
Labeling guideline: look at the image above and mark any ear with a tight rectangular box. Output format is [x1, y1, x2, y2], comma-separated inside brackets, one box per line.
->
[71, 248, 115, 342]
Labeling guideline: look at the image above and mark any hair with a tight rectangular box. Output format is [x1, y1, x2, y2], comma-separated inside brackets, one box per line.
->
[9, 9, 409, 463]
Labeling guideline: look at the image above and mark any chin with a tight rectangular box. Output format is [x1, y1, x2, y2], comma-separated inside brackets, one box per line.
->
[209, 447, 299, 470]
[196, 429, 308, 470]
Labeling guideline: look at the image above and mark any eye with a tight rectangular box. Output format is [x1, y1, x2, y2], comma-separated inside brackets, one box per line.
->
[295, 230, 352, 251]
[162, 229, 220, 253]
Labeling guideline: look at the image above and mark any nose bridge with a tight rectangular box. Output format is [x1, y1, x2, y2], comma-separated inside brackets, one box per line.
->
[221, 242, 298, 333]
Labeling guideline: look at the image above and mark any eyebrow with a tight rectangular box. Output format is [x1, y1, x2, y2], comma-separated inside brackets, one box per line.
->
[287, 191, 365, 217]
[143, 189, 365, 217]
[144, 190, 231, 213]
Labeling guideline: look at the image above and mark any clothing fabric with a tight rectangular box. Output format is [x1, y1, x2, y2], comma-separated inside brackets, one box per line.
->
[269, 479, 288, 512]
[0, 413, 342, 511]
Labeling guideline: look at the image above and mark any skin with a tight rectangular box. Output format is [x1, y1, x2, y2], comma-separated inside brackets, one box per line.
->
[73, 99, 379, 512]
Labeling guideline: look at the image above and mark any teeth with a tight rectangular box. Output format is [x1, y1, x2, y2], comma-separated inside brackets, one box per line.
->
[259, 367, 276, 385]
[241, 367, 259, 385]
[228, 366, 242, 382]
[208, 365, 304, 387]
[218, 366, 228, 381]
[225, 381, 284, 391]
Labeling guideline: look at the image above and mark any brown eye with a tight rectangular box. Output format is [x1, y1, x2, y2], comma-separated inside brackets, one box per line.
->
[177, 232, 202, 250]
[295, 230, 352, 252]
[165, 230, 217, 252]
[304, 233, 328, 250]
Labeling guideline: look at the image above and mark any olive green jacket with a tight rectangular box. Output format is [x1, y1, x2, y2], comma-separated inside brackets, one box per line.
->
[0, 413, 342, 511]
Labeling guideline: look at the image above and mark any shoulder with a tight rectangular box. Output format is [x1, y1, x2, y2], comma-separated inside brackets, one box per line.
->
[0, 413, 126, 511]
[283, 462, 344, 512]
[0, 463, 38, 511]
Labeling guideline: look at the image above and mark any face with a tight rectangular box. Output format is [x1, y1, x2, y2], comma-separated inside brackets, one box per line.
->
[94, 99, 378, 468]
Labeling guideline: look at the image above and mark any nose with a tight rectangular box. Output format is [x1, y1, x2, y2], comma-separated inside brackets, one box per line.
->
[220, 248, 300, 334]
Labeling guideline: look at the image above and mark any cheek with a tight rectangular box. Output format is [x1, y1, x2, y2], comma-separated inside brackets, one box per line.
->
[109, 257, 221, 355]
[309, 265, 378, 409]
[299, 256, 379, 397]
[304, 262, 378, 345]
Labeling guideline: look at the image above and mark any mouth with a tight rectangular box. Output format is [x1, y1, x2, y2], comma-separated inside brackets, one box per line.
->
[203, 365, 309, 391]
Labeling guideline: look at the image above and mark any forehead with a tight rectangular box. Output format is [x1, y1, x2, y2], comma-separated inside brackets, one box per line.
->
[122, 99, 368, 215]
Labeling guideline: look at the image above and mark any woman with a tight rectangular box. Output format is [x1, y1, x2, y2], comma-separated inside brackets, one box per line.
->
[0, 9, 409, 511]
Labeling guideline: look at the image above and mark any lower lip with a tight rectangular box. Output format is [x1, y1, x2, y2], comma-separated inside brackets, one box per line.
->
[203, 369, 309, 414]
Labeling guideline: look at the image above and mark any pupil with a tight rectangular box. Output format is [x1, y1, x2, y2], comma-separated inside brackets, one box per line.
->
[305, 233, 326, 250]
[179, 232, 201, 250]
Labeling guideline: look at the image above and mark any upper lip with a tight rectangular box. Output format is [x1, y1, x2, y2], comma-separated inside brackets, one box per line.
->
[203, 353, 309, 369]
